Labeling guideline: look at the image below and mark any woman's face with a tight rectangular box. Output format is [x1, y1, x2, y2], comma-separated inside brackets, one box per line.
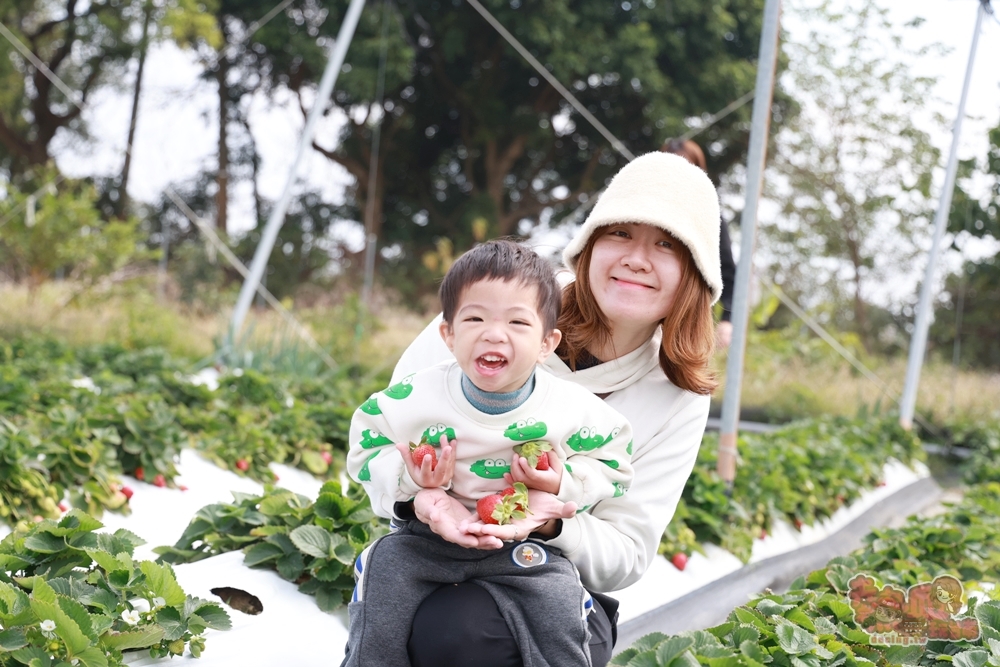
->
[587, 223, 684, 330]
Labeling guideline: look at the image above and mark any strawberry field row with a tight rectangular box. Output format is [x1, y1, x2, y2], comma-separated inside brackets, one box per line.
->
[614, 481, 1000, 667]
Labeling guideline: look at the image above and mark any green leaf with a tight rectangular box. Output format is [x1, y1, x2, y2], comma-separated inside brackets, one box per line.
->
[155, 605, 186, 641]
[954, 650, 990, 667]
[776, 620, 818, 656]
[611, 648, 638, 665]
[756, 599, 796, 616]
[57, 594, 96, 640]
[624, 650, 659, 667]
[191, 602, 232, 631]
[277, 552, 306, 581]
[28, 581, 91, 655]
[655, 636, 695, 665]
[0, 628, 28, 650]
[23, 532, 67, 554]
[243, 542, 284, 567]
[140, 561, 186, 607]
[73, 646, 110, 667]
[730, 625, 761, 647]
[740, 639, 772, 664]
[289, 525, 333, 559]
[630, 632, 669, 653]
[99, 626, 165, 650]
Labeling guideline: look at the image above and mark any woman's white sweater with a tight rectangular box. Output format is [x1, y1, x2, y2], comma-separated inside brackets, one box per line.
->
[392, 315, 709, 593]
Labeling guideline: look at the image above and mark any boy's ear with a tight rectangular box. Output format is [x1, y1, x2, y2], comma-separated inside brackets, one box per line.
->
[439, 319, 456, 352]
[537, 328, 562, 363]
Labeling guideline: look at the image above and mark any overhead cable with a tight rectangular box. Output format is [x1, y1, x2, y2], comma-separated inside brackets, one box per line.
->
[463, 0, 635, 161]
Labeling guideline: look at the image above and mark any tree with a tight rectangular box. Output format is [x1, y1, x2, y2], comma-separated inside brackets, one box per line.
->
[316, 0, 784, 295]
[930, 120, 1000, 369]
[0, 168, 152, 290]
[762, 0, 942, 350]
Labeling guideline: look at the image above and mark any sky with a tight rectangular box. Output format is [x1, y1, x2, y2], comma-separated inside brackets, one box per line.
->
[48, 0, 1000, 261]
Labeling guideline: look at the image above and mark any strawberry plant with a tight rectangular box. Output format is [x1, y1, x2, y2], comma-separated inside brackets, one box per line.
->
[660, 418, 924, 563]
[154, 481, 388, 612]
[618, 482, 1000, 667]
[0, 509, 230, 665]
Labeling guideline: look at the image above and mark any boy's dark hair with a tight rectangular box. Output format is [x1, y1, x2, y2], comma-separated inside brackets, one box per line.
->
[440, 239, 561, 332]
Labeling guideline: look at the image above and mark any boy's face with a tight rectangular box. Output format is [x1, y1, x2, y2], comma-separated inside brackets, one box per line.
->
[440, 279, 561, 394]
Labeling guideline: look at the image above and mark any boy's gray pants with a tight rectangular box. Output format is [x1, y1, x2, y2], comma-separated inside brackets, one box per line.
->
[341, 519, 593, 667]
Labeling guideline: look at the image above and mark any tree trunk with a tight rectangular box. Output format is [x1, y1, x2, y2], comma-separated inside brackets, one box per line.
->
[117, 0, 153, 219]
[215, 52, 230, 235]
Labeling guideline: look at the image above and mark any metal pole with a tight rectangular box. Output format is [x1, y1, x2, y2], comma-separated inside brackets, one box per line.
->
[717, 0, 782, 484]
[899, 0, 986, 431]
[229, 0, 367, 347]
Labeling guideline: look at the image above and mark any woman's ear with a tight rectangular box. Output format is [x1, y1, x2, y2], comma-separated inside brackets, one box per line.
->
[439, 319, 456, 352]
[537, 328, 563, 363]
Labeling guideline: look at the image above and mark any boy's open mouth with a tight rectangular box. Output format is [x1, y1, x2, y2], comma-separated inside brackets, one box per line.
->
[476, 354, 508, 373]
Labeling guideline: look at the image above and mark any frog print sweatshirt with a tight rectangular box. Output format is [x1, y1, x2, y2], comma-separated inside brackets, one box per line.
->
[347, 360, 634, 518]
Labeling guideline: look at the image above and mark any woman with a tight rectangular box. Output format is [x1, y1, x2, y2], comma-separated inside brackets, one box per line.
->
[390, 151, 722, 667]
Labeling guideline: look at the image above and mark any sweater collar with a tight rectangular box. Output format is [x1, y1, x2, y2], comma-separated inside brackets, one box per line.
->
[543, 328, 662, 393]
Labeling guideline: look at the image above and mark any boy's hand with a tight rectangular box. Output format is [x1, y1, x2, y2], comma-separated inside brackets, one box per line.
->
[504, 451, 562, 495]
[396, 435, 456, 489]
[465, 490, 577, 542]
[414, 489, 504, 550]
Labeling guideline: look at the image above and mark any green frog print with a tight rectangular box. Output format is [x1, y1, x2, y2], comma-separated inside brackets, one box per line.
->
[421, 423, 456, 445]
[504, 417, 547, 441]
[612, 481, 627, 498]
[359, 429, 393, 449]
[360, 396, 381, 415]
[470, 458, 511, 479]
[566, 426, 621, 452]
[383, 374, 414, 400]
[358, 451, 379, 482]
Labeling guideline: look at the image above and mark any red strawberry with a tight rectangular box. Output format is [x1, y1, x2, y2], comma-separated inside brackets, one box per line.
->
[321, 451, 333, 465]
[153, 474, 166, 488]
[236, 459, 250, 472]
[793, 518, 803, 530]
[179, 485, 189, 492]
[500, 483, 529, 512]
[411, 444, 437, 470]
[121, 486, 134, 500]
[58, 502, 68, 512]
[477, 494, 505, 525]
[513, 440, 553, 470]
[760, 528, 768, 539]
[671, 552, 688, 571]
[134, 467, 145, 481]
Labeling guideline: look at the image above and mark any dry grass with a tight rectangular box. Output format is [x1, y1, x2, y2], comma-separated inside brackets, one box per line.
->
[721, 348, 1000, 424]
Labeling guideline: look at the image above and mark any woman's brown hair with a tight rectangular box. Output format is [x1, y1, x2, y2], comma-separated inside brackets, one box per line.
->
[557, 229, 718, 395]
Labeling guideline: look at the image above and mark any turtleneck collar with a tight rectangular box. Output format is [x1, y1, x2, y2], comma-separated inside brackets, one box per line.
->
[461, 370, 536, 415]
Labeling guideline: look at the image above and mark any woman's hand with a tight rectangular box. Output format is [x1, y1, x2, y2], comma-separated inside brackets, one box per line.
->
[504, 452, 562, 495]
[413, 488, 504, 550]
[464, 490, 577, 542]
[396, 435, 456, 489]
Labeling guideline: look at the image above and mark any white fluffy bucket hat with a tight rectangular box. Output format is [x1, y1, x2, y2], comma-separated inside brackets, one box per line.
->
[562, 151, 723, 303]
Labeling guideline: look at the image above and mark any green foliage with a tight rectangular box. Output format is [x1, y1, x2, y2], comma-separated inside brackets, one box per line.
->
[0, 338, 373, 526]
[320, 0, 787, 298]
[661, 418, 924, 562]
[154, 481, 388, 612]
[627, 483, 1000, 667]
[0, 174, 152, 289]
[0, 510, 230, 665]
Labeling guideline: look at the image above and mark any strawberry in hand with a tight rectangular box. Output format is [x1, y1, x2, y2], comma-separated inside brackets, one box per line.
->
[395, 435, 456, 489]
[507, 442, 562, 495]
[477, 483, 530, 525]
[513, 441, 552, 470]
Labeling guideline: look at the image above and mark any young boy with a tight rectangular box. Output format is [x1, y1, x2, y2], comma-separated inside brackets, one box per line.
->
[343, 240, 633, 667]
